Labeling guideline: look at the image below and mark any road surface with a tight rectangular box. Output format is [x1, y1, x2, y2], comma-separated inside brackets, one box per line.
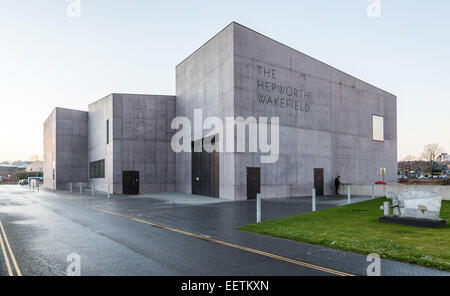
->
[0, 185, 447, 276]
[0, 185, 340, 276]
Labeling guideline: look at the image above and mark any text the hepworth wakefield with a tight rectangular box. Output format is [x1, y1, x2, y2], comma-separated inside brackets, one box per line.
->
[255, 65, 313, 112]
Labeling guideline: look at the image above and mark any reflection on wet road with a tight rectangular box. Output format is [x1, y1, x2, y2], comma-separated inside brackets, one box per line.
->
[0, 185, 336, 276]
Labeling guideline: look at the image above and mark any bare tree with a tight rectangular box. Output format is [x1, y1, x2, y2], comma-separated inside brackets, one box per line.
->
[422, 144, 444, 176]
[402, 155, 416, 176]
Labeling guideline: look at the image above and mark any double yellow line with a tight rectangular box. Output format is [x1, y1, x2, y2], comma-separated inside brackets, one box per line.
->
[0, 220, 21, 276]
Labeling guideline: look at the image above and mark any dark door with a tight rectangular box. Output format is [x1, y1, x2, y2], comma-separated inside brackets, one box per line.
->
[192, 147, 202, 196]
[191, 137, 219, 198]
[210, 150, 219, 198]
[247, 167, 261, 200]
[123, 171, 139, 195]
[314, 168, 324, 196]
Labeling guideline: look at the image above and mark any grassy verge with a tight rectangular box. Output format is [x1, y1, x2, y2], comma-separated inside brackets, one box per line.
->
[238, 198, 450, 271]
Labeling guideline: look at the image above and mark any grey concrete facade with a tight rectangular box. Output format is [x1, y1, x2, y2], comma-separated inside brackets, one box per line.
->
[88, 94, 176, 194]
[176, 24, 236, 198]
[44, 22, 397, 200]
[87, 95, 114, 192]
[176, 22, 397, 200]
[43, 107, 88, 190]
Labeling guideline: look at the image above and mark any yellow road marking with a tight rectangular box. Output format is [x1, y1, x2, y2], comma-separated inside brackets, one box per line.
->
[0, 220, 13, 276]
[0, 220, 22, 276]
[48, 194, 354, 276]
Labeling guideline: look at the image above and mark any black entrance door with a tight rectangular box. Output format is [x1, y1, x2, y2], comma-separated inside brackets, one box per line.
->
[191, 137, 219, 198]
[247, 167, 261, 200]
[192, 148, 202, 196]
[314, 168, 324, 196]
[123, 171, 139, 195]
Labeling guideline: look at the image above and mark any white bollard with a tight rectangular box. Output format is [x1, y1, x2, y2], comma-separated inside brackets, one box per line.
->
[383, 202, 390, 216]
[256, 193, 261, 223]
[312, 188, 316, 212]
[79, 183, 82, 195]
[371, 183, 375, 200]
[37, 183, 39, 192]
[91, 184, 94, 196]
[107, 184, 110, 199]
[70, 183, 73, 193]
[347, 185, 351, 204]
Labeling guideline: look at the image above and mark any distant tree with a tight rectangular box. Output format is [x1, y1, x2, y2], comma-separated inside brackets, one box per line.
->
[11, 171, 43, 182]
[402, 155, 416, 176]
[422, 144, 444, 176]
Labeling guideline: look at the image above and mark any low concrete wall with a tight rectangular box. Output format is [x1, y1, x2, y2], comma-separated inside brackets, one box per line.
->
[338, 184, 450, 201]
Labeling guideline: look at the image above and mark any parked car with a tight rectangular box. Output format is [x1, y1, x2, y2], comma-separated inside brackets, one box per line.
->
[18, 179, 28, 185]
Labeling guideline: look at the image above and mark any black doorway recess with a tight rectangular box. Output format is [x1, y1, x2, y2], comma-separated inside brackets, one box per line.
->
[247, 167, 261, 200]
[123, 171, 139, 195]
[314, 168, 324, 196]
[191, 136, 219, 198]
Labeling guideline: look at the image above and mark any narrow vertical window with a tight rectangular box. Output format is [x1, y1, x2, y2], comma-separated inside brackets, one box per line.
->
[372, 115, 384, 142]
[106, 119, 109, 144]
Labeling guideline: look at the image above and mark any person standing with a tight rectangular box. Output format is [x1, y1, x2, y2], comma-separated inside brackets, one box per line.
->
[334, 176, 341, 195]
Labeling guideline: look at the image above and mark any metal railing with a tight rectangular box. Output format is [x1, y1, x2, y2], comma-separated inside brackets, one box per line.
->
[30, 182, 113, 199]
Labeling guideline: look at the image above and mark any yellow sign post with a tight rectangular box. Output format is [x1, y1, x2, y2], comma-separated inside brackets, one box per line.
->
[380, 168, 386, 182]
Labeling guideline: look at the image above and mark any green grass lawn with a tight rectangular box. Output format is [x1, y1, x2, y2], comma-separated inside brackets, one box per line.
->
[238, 198, 450, 271]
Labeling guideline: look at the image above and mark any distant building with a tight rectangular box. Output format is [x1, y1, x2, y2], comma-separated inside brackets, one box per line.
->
[26, 161, 44, 173]
[433, 165, 447, 176]
[437, 153, 450, 163]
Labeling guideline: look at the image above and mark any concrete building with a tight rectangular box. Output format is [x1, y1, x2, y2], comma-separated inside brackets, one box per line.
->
[43, 22, 397, 200]
[26, 161, 44, 173]
[43, 107, 88, 190]
[88, 94, 176, 194]
[438, 153, 450, 163]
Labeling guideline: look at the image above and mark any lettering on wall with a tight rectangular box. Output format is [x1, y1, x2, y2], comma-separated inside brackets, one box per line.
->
[255, 65, 313, 112]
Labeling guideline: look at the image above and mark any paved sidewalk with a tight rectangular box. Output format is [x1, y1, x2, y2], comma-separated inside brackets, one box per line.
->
[37, 188, 450, 276]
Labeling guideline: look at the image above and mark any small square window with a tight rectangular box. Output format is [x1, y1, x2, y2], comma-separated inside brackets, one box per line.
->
[90, 159, 105, 179]
[372, 115, 384, 142]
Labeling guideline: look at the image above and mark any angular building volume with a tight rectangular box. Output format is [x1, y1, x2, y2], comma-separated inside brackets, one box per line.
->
[44, 22, 397, 200]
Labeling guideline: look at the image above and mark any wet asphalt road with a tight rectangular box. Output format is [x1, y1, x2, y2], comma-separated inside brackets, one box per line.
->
[1, 185, 448, 276]
[0, 185, 332, 276]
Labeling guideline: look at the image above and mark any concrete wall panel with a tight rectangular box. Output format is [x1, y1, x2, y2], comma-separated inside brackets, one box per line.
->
[44, 107, 88, 190]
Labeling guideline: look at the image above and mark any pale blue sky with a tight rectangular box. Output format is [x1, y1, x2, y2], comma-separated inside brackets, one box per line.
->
[0, 0, 449, 161]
